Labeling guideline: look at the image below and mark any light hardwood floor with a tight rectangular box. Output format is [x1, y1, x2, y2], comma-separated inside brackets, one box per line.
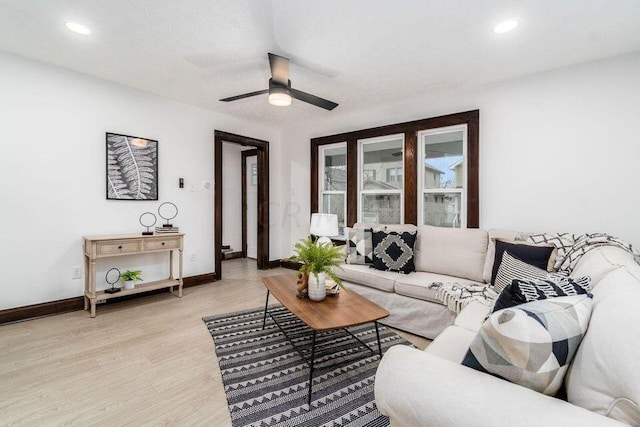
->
[0, 259, 429, 426]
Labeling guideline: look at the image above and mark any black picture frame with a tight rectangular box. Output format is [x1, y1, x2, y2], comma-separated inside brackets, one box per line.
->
[106, 132, 158, 200]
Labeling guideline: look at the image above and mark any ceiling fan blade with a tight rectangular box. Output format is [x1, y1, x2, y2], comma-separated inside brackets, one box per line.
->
[291, 89, 338, 111]
[268, 53, 289, 85]
[219, 89, 268, 102]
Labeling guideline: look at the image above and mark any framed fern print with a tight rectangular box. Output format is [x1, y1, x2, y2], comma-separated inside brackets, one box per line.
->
[106, 133, 158, 200]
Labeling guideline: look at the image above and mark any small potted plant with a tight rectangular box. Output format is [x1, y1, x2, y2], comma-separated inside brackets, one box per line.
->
[292, 237, 344, 301]
[120, 269, 143, 290]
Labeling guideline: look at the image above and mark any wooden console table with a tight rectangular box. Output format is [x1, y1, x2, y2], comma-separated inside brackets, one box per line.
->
[83, 233, 184, 317]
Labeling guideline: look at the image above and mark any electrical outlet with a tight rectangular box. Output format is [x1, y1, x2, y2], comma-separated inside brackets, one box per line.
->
[190, 253, 197, 262]
[71, 266, 82, 279]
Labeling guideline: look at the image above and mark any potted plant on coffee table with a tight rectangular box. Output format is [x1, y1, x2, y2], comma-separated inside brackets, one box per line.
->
[292, 237, 344, 301]
[120, 269, 143, 290]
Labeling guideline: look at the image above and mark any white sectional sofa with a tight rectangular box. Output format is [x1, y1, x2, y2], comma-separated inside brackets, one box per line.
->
[375, 245, 640, 426]
[335, 223, 490, 339]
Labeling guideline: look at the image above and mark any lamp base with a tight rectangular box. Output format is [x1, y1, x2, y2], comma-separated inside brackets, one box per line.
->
[316, 236, 333, 247]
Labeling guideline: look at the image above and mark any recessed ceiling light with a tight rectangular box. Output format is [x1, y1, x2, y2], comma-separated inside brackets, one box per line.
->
[493, 19, 519, 34]
[65, 22, 91, 35]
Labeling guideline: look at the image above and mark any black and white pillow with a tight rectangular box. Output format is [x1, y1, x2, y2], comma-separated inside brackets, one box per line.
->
[346, 227, 373, 265]
[493, 276, 591, 312]
[493, 251, 550, 293]
[491, 240, 554, 286]
[463, 295, 593, 396]
[371, 230, 416, 274]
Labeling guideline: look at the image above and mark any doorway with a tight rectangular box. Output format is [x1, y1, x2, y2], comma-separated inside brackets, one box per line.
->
[214, 131, 269, 280]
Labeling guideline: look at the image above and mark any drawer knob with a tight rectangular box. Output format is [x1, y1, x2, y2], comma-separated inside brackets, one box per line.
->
[118, 246, 123, 249]
[162, 242, 165, 246]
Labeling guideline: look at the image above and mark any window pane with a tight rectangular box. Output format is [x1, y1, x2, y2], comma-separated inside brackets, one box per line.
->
[423, 193, 462, 228]
[362, 137, 403, 190]
[323, 145, 347, 191]
[422, 130, 463, 189]
[322, 193, 345, 231]
[362, 194, 401, 224]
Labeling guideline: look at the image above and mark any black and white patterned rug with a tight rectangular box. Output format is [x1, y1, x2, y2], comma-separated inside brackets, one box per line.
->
[203, 306, 411, 427]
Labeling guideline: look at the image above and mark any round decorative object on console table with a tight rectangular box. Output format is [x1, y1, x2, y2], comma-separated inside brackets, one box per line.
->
[158, 202, 178, 228]
[104, 268, 121, 294]
[308, 272, 327, 302]
[139, 212, 157, 235]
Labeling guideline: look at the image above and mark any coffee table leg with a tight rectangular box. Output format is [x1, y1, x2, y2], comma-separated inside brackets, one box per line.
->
[308, 330, 316, 406]
[262, 290, 270, 330]
[375, 321, 383, 357]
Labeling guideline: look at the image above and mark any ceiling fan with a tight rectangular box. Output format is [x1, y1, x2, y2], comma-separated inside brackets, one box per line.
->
[219, 53, 338, 111]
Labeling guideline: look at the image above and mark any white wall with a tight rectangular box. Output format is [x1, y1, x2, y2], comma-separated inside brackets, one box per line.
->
[280, 52, 640, 252]
[0, 52, 282, 310]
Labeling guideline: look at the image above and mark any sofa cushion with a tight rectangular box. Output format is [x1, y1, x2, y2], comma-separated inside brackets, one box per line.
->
[414, 225, 488, 282]
[462, 295, 593, 396]
[565, 267, 640, 425]
[493, 276, 591, 312]
[491, 240, 555, 286]
[425, 326, 477, 363]
[332, 264, 397, 292]
[371, 230, 416, 274]
[394, 272, 477, 303]
[493, 251, 552, 293]
[345, 227, 373, 265]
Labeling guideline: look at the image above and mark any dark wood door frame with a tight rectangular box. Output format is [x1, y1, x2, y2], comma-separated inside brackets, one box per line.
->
[215, 131, 269, 279]
[241, 149, 258, 258]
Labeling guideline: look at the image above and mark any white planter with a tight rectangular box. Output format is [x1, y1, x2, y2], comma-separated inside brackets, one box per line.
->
[123, 280, 135, 290]
[308, 273, 326, 302]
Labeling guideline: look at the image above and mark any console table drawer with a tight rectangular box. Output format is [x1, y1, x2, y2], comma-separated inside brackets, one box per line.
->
[144, 237, 181, 251]
[96, 240, 142, 256]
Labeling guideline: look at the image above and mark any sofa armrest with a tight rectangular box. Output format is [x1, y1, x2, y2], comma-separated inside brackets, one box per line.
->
[375, 346, 624, 427]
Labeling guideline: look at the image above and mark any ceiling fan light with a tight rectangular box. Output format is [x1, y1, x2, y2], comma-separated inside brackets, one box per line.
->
[268, 78, 292, 107]
[269, 92, 291, 106]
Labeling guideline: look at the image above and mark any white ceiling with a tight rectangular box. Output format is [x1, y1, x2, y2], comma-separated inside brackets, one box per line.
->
[1, 0, 640, 127]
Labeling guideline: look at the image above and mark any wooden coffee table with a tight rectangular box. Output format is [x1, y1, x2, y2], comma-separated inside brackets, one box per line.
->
[261, 273, 390, 404]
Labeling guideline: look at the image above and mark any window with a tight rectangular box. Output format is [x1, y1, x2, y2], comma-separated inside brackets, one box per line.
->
[319, 142, 347, 232]
[418, 125, 467, 228]
[364, 169, 377, 181]
[310, 110, 479, 228]
[386, 167, 403, 183]
[358, 135, 404, 224]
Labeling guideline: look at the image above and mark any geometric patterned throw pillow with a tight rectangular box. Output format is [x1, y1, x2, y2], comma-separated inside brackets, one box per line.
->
[462, 294, 593, 396]
[493, 251, 551, 293]
[346, 227, 373, 265]
[371, 230, 416, 274]
[493, 276, 592, 312]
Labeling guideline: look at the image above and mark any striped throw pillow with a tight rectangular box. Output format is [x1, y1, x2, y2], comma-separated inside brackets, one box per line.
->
[493, 251, 549, 293]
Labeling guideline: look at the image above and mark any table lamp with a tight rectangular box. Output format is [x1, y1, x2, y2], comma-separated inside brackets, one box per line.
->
[310, 213, 339, 247]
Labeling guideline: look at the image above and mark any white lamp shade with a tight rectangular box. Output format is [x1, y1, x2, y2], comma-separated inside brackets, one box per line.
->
[309, 213, 339, 237]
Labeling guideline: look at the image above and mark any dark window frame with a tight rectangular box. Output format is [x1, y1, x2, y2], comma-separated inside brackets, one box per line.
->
[310, 110, 479, 227]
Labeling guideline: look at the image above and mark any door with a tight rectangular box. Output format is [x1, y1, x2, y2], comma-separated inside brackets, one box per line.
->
[246, 155, 258, 259]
